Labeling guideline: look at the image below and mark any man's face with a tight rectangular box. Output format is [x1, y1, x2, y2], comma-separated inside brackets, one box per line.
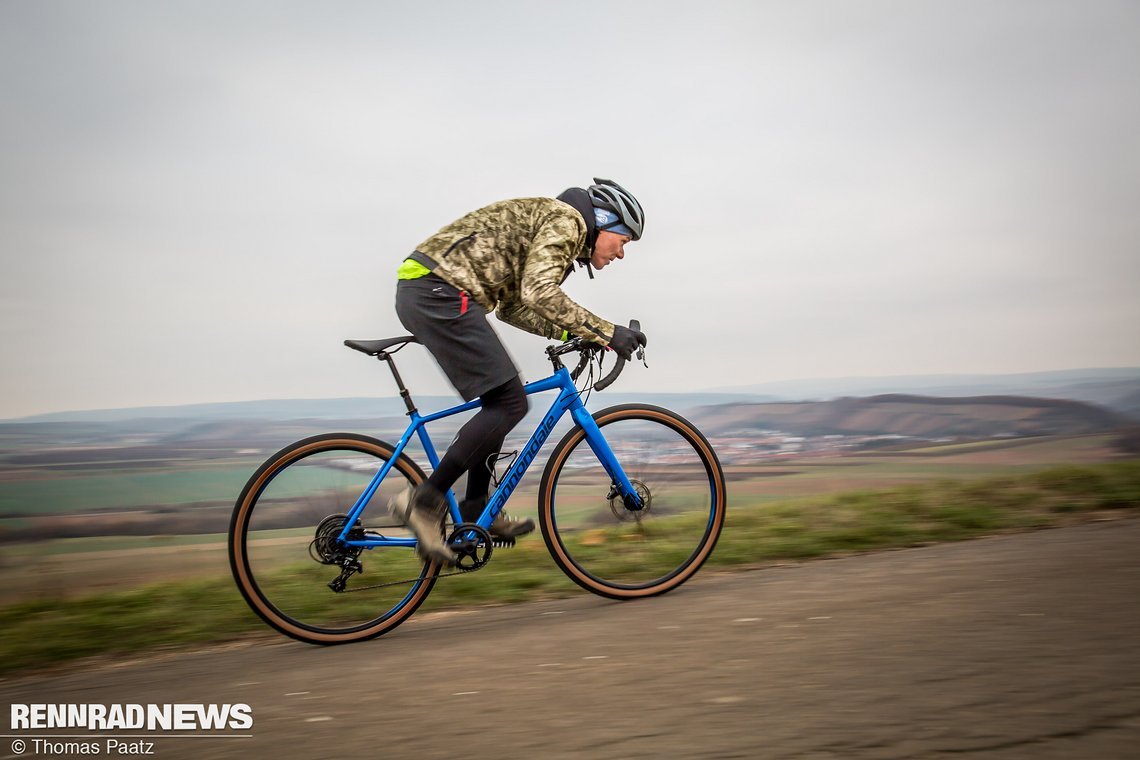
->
[591, 230, 632, 270]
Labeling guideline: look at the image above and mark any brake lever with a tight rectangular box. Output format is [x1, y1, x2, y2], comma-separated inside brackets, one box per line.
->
[570, 349, 592, 382]
[630, 318, 647, 368]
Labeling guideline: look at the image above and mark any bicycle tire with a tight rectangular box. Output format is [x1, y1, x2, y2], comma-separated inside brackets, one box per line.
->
[538, 404, 726, 599]
[229, 433, 440, 644]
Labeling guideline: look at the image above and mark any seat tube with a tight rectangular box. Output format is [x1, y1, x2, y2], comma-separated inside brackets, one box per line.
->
[414, 421, 461, 518]
[415, 419, 442, 471]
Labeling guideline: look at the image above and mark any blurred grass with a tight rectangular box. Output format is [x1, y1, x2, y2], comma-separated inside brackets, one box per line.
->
[1, 460, 1137, 676]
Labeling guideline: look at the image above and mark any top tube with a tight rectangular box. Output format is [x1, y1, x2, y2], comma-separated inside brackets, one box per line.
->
[414, 368, 577, 425]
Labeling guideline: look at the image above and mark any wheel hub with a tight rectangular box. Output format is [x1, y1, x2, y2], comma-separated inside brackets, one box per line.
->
[309, 514, 365, 565]
[609, 479, 652, 521]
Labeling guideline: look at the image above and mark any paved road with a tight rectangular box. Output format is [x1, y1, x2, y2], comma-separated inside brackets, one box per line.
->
[3, 520, 1139, 759]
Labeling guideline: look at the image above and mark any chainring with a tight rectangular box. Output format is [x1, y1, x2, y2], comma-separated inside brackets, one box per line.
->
[446, 523, 494, 571]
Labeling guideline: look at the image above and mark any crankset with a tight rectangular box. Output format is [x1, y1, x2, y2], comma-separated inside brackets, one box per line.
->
[330, 523, 517, 594]
[447, 523, 494, 571]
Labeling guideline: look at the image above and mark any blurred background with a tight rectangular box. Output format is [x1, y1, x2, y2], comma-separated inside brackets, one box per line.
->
[0, 1, 1138, 668]
[2, 0, 1138, 415]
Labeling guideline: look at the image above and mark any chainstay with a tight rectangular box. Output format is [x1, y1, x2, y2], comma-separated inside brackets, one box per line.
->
[340, 563, 481, 592]
[337, 524, 507, 592]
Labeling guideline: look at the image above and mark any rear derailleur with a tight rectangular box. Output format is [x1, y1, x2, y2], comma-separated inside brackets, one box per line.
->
[310, 514, 366, 592]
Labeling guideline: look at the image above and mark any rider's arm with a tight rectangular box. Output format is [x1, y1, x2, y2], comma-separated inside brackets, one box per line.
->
[510, 216, 616, 346]
[495, 300, 564, 339]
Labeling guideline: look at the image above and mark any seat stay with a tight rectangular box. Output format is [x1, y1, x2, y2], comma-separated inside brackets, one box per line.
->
[334, 398, 478, 547]
[337, 421, 421, 548]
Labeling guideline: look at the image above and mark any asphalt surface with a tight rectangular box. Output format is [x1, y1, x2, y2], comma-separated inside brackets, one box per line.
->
[3, 519, 1138, 759]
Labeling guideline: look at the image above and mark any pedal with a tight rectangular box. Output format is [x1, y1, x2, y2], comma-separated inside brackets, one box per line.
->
[492, 536, 516, 548]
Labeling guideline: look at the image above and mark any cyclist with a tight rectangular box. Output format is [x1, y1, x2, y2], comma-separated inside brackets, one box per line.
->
[389, 178, 648, 565]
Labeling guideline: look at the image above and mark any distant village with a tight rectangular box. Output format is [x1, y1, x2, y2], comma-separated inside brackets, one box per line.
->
[703, 431, 963, 464]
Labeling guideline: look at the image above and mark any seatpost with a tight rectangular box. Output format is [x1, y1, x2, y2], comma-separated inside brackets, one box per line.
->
[378, 352, 417, 415]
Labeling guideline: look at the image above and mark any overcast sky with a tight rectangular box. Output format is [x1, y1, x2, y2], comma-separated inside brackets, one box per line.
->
[1, 1, 1138, 419]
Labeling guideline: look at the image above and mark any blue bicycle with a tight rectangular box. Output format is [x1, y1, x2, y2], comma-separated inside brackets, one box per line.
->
[229, 327, 726, 644]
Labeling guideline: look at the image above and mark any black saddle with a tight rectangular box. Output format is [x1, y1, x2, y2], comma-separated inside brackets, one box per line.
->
[343, 336, 420, 356]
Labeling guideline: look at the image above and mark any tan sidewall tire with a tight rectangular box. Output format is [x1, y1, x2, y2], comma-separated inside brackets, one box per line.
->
[228, 433, 438, 644]
[538, 405, 726, 599]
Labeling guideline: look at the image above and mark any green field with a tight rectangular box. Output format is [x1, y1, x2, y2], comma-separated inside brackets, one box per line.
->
[0, 433, 1135, 672]
[0, 434, 1129, 606]
[0, 456, 1136, 675]
[0, 434, 1120, 516]
[0, 461, 262, 514]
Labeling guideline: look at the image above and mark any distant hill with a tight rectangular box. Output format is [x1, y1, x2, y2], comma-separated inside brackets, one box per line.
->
[712, 367, 1140, 418]
[5, 367, 1139, 436]
[3, 393, 775, 425]
[0, 392, 776, 453]
[1115, 388, 1140, 420]
[7, 367, 1137, 425]
[6, 397, 448, 424]
[690, 394, 1131, 439]
[1, 392, 1131, 476]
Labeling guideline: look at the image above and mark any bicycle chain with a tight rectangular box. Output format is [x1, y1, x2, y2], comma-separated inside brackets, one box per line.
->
[339, 524, 502, 593]
[340, 563, 481, 593]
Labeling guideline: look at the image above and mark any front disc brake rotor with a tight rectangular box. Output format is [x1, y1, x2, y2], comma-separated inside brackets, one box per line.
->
[609, 479, 652, 522]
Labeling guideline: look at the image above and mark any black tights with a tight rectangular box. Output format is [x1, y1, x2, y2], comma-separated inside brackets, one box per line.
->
[425, 376, 528, 504]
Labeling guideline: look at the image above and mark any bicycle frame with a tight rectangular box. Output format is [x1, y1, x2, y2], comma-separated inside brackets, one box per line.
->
[335, 364, 641, 549]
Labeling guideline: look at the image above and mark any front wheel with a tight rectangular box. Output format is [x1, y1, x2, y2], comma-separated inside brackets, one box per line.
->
[228, 433, 439, 644]
[538, 405, 726, 599]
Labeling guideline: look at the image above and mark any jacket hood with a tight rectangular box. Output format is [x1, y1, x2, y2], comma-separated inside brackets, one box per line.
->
[555, 187, 598, 259]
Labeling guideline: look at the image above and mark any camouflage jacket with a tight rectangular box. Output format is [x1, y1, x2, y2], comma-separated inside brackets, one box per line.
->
[411, 197, 616, 345]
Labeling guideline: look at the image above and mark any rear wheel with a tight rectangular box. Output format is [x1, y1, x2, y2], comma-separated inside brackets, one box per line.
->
[228, 433, 439, 644]
[538, 405, 726, 599]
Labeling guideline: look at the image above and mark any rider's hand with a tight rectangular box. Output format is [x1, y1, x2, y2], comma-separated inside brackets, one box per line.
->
[608, 325, 647, 361]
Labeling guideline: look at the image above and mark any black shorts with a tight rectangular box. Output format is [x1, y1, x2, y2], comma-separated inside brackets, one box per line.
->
[395, 275, 520, 402]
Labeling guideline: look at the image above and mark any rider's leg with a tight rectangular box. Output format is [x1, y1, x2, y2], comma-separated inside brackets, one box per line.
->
[387, 482, 453, 565]
[392, 380, 533, 556]
[425, 376, 527, 495]
[445, 380, 536, 538]
[452, 380, 523, 499]
[392, 275, 529, 562]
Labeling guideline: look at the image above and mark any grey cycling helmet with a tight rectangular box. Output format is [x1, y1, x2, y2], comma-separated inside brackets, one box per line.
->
[588, 177, 645, 241]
